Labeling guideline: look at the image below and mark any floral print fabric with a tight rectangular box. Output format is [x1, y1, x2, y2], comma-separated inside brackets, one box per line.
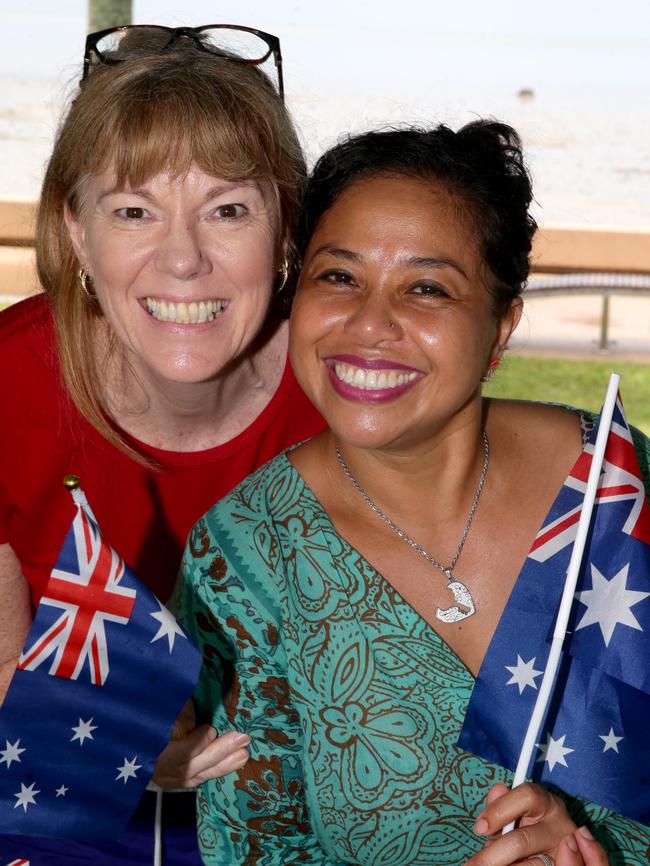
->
[175, 433, 650, 865]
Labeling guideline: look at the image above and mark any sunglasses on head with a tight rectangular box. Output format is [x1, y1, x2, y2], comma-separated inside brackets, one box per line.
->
[82, 24, 284, 99]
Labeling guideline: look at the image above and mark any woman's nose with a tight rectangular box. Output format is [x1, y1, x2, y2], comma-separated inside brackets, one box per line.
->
[154, 219, 212, 280]
[343, 294, 401, 344]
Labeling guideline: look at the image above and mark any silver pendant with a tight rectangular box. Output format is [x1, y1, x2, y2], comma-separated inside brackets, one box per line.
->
[436, 569, 476, 623]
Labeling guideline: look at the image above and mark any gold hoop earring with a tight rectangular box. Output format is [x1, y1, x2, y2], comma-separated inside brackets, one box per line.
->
[275, 259, 290, 295]
[79, 268, 96, 301]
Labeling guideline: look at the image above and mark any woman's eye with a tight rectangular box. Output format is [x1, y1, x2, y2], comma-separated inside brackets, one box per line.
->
[408, 283, 449, 297]
[318, 270, 355, 286]
[214, 203, 247, 219]
[116, 207, 150, 220]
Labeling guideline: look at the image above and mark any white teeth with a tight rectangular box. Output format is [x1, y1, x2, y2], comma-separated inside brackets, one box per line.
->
[332, 362, 419, 391]
[145, 297, 225, 324]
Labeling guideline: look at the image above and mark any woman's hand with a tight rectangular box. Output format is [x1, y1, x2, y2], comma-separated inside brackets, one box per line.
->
[571, 827, 610, 866]
[464, 782, 610, 866]
[152, 699, 250, 789]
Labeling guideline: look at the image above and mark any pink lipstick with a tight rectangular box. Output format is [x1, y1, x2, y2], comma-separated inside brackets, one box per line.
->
[325, 355, 423, 403]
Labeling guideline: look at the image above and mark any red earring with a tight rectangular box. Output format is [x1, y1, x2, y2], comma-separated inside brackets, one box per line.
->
[482, 357, 501, 383]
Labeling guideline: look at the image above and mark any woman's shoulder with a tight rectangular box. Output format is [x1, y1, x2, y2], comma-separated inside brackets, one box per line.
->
[199, 449, 302, 532]
[486, 397, 587, 453]
[0, 295, 56, 373]
[0, 293, 51, 339]
[0, 296, 62, 438]
[488, 395, 590, 423]
[182, 451, 308, 618]
[487, 396, 650, 497]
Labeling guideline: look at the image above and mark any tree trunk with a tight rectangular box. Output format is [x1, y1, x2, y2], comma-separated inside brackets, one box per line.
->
[88, 0, 132, 33]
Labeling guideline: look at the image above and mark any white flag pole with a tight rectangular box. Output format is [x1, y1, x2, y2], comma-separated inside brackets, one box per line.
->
[502, 372, 620, 834]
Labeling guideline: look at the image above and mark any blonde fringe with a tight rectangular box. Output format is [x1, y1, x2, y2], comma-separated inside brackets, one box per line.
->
[35, 47, 306, 465]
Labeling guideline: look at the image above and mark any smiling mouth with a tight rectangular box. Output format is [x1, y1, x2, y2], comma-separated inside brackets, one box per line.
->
[332, 361, 419, 391]
[145, 297, 226, 324]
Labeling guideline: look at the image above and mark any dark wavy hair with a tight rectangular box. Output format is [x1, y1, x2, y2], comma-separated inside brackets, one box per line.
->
[297, 120, 537, 315]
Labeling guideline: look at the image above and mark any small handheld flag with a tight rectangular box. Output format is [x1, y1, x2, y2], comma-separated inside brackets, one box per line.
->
[0, 478, 202, 840]
[459, 380, 650, 826]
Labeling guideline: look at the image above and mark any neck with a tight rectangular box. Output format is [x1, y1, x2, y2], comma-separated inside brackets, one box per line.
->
[98, 317, 288, 451]
[329, 411, 488, 527]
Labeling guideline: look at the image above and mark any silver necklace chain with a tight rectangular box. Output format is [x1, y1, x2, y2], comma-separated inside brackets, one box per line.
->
[335, 431, 489, 622]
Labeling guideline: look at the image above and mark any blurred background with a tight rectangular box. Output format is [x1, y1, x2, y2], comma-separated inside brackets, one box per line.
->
[1, 1, 649, 427]
[1, 0, 649, 226]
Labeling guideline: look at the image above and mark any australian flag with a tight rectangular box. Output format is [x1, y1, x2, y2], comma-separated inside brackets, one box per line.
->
[460, 396, 650, 825]
[0, 488, 201, 840]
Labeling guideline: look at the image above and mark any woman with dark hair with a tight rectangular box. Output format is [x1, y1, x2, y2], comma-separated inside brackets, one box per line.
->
[0, 24, 324, 866]
[176, 121, 650, 864]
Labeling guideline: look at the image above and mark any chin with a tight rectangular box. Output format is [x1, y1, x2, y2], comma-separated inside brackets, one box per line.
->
[146, 362, 223, 387]
[328, 421, 404, 453]
[156, 350, 230, 379]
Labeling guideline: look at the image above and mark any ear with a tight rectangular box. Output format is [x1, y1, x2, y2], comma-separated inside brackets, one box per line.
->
[63, 201, 90, 270]
[493, 297, 523, 356]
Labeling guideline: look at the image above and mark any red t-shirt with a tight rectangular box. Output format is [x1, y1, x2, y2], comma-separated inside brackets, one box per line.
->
[0, 295, 325, 605]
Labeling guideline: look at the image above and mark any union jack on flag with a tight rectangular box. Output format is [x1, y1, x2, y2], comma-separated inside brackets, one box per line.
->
[530, 398, 650, 562]
[0, 487, 201, 841]
[460, 396, 650, 826]
[18, 503, 136, 685]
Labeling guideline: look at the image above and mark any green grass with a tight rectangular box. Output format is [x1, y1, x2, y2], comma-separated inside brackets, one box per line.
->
[484, 356, 650, 434]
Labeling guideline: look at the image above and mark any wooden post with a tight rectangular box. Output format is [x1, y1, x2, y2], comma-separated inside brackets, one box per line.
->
[599, 292, 611, 350]
[88, 0, 132, 33]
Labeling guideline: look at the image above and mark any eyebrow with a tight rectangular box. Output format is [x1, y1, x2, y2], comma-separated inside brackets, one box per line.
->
[97, 187, 157, 205]
[96, 180, 260, 206]
[312, 246, 468, 280]
[310, 245, 362, 263]
[408, 255, 469, 281]
[203, 182, 260, 201]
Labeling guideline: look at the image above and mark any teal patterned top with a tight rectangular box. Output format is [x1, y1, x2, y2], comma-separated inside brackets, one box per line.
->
[174, 427, 650, 865]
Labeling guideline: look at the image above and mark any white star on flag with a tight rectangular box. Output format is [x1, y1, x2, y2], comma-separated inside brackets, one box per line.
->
[70, 717, 98, 746]
[536, 733, 574, 772]
[149, 600, 187, 652]
[0, 738, 26, 768]
[505, 655, 543, 694]
[14, 781, 40, 812]
[56, 784, 70, 797]
[600, 727, 623, 753]
[575, 563, 650, 646]
[116, 756, 141, 783]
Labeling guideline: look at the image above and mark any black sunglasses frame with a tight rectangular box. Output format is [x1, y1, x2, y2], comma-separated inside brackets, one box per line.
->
[82, 23, 284, 99]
